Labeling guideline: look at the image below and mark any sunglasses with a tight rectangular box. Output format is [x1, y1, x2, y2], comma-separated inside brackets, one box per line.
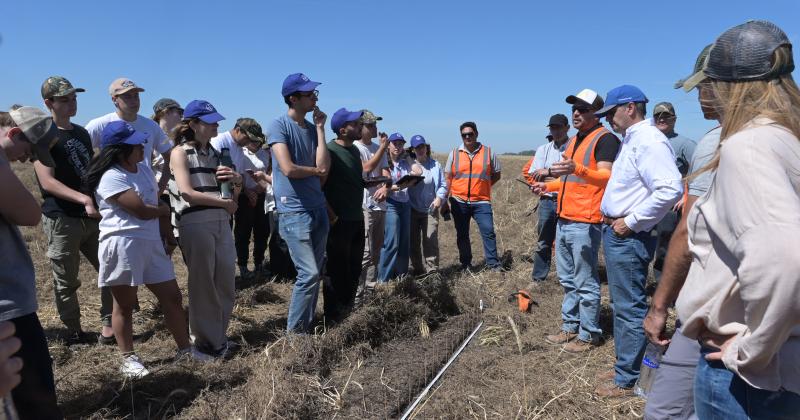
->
[654, 113, 675, 120]
[461, 132, 476, 139]
[571, 105, 592, 113]
[296, 90, 319, 99]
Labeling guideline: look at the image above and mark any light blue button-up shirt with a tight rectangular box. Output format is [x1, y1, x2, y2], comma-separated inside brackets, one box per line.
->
[409, 158, 447, 212]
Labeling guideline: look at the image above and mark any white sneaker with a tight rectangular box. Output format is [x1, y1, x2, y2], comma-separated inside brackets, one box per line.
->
[175, 346, 215, 363]
[120, 354, 149, 378]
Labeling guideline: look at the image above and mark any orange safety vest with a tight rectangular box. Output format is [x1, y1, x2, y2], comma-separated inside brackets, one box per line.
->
[557, 126, 610, 223]
[449, 144, 493, 202]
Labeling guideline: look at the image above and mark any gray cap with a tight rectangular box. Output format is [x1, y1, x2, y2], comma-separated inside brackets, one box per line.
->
[8, 106, 58, 167]
[675, 44, 713, 92]
[705, 20, 794, 82]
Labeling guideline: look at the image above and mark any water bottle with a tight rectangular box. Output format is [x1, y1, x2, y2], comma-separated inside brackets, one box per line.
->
[219, 147, 234, 199]
[634, 343, 665, 398]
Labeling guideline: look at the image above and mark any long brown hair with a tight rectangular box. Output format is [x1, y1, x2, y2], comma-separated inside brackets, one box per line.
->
[171, 119, 197, 146]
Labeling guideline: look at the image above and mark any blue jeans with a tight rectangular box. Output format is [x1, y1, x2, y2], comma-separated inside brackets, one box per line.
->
[377, 198, 411, 282]
[532, 198, 558, 281]
[449, 198, 499, 268]
[602, 225, 656, 388]
[695, 348, 800, 419]
[556, 220, 602, 342]
[279, 207, 329, 333]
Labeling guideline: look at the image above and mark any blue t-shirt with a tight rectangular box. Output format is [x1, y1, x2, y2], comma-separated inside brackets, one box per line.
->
[266, 114, 325, 212]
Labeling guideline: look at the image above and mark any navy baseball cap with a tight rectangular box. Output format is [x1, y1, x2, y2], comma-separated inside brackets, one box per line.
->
[183, 100, 225, 123]
[388, 132, 405, 143]
[281, 73, 322, 97]
[595, 85, 649, 117]
[410, 135, 427, 148]
[330, 108, 363, 134]
[101, 121, 148, 148]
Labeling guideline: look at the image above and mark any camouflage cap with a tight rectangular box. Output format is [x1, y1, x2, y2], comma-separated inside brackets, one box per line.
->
[675, 44, 713, 92]
[653, 102, 676, 116]
[359, 109, 383, 124]
[235, 118, 266, 143]
[41, 76, 85, 99]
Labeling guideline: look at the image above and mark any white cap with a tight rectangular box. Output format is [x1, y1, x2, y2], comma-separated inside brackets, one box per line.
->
[565, 89, 604, 109]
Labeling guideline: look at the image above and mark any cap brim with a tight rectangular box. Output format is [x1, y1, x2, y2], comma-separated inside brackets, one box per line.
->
[123, 131, 149, 145]
[679, 70, 707, 92]
[594, 104, 615, 117]
[296, 81, 321, 93]
[113, 87, 145, 96]
[244, 132, 266, 143]
[198, 112, 226, 124]
[565, 95, 579, 104]
[74, 88, 86, 93]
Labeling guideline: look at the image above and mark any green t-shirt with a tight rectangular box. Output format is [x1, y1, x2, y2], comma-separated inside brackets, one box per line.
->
[324, 140, 365, 221]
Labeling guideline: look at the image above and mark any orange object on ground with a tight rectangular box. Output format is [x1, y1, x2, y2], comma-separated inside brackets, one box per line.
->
[508, 290, 537, 313]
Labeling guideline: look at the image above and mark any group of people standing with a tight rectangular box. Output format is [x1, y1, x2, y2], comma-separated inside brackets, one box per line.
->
[523, 20, 800, 419]
[1, 18, 797, 420]
[0, 64, 506, 417]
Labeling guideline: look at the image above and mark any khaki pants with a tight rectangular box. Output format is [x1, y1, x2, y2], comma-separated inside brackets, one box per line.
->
[42, 214, 112, 330]
[410, 208, 440, 274]
[179, 216, 236, 353]
[355, 209, 385, 302]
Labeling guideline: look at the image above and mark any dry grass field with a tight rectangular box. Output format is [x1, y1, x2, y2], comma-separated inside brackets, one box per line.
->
[11, 154, 652, 419]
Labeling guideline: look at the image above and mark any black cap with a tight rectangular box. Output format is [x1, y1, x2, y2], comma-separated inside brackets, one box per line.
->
[547, 114, 569, 127]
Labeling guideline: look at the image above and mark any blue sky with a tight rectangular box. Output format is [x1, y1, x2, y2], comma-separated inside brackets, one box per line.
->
[2, 0, 798, 153]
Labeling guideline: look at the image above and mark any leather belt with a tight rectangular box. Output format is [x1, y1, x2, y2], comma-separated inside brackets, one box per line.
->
[602, 216, 622, 225]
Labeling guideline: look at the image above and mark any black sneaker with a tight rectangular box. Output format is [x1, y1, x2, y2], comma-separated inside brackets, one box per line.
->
[98, 333, 116, 346]
[64, 330, 92, 346]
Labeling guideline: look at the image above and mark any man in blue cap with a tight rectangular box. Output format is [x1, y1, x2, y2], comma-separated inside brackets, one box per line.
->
[594, 85, 682, 397]
[266, 73, 331, 333]
[321, 108, 366, 323]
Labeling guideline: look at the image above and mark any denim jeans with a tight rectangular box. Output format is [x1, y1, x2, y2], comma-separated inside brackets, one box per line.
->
[377, 199, 411, 282]
[602, 225, 657, 388]
[556, 220, 602, 343]
[695, 348, 800, 420]
[280, 207, 330, 333]
[532, 197, 558, 281]
[449, 198, 499, 268]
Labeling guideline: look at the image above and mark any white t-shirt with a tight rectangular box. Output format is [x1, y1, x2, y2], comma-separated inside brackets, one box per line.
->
[95, 162, 161, 241]
[86, 113, 172, 165]
[210, 131, 247, 175]
[241, 148, 271, 190]
[354, 140, 389, 211]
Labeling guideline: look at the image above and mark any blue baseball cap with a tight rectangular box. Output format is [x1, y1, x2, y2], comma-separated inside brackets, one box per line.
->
[330, 108, 363, 134]
[281, 73, 322, 97]
[595, 85, 649, 117]
[388, 132, 405, 143]
[183, 100, 225, 123]
[410, 135, 427, 148]
[101, 121, 148, 148]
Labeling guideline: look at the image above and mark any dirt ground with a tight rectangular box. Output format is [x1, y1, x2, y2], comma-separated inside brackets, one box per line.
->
[12, 154, 650, 419]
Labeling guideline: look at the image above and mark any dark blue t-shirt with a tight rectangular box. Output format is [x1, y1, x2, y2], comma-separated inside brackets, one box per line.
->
[266, 114, 325, 212]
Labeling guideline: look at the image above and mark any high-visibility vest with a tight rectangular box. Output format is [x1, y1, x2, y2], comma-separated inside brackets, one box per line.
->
[557, 126, 610, 223]
[449, 144, 493, 202]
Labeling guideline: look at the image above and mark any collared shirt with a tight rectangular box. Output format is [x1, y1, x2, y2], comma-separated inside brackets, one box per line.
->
[676, 118, 800, 394]
[408, 157, 447, 212]
[444, 142, 502, 204]
[600, 119, 682, 232]
[210, 131, 248, 175]
[529, 139, 568, 197]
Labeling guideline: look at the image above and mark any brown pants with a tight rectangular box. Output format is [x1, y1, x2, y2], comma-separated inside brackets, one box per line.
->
[179, 215, 236, 354]
[410, 208, 440, 274]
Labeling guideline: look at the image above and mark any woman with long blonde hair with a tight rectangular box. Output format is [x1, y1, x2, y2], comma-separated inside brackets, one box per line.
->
[675, 20, 800, 418]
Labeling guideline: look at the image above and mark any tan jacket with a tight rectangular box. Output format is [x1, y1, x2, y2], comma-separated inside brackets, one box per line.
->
[676, 118, 800, 393]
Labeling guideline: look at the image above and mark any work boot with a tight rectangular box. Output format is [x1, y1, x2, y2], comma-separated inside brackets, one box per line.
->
[545, 330, 577, 345]
[563, 338, 600, 353]
[594, 381, 634, 398]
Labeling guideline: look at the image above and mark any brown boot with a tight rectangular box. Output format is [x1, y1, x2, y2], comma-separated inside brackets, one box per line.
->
[563, 339, 599, 353]
[594, 381, 634, 398]
[545, 330, 577, 344]
[594, 369, 615, 382]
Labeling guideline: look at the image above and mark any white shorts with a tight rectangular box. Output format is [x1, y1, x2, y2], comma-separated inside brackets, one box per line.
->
[98, 236, 176, 287]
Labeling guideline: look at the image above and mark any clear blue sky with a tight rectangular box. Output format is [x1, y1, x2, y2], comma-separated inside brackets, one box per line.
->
[2, 0, 798, 153]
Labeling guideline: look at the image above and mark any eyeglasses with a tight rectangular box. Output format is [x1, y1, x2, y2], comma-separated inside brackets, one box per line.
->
[461, 132, 476, 139]
[296, 90, 319, 99]
[571, 105, 591, 114]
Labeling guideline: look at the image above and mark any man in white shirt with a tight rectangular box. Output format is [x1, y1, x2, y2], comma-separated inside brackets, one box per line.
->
[353, 110, 389, 304]
[215, 119, 268, 279]
[593, 85, 682, 397]
[86, 78, 172, 192]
